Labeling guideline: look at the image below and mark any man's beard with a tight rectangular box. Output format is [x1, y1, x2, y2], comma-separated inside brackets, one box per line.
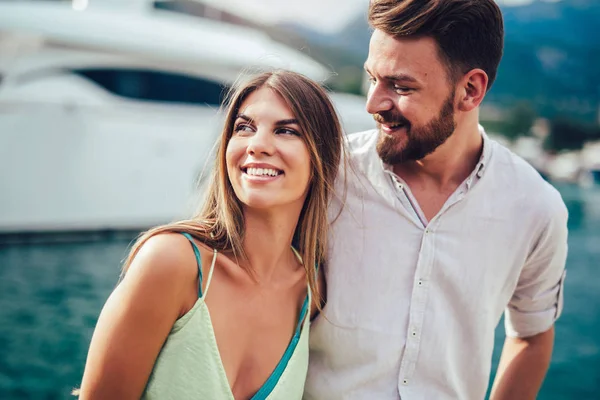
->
[375, 92, 456, 165]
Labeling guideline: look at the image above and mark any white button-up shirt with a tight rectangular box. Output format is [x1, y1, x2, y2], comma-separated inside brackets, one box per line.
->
[305, 128, 568, 400]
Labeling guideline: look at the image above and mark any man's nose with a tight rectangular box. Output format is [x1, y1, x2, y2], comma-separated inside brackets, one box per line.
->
[365, 83, 394, 115]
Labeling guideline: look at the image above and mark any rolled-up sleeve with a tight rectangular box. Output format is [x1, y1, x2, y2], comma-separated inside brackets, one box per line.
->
[505, 197, 569, 338]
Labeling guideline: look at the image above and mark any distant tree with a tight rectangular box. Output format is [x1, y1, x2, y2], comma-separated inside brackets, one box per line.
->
[504, 101, 537, 141]
[544, 118, 592, 152]
[329, 66, 364, 95]
[590, 126, 600, 142]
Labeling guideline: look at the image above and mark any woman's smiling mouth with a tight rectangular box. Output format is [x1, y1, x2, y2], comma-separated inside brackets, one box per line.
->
[241, 164, 284, 182]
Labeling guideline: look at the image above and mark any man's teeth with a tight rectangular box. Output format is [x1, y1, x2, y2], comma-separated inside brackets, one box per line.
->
[246, 168, 280, 177]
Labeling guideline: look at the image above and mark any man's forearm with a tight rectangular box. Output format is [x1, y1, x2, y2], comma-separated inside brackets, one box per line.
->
[490, 327, 555, 400]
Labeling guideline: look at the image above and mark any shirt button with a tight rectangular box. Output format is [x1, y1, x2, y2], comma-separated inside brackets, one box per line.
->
[424, 229, 431, 234]
[402, 379, 409, 385]
[411, 331, 417, 337]
[417, 280, 423, 286]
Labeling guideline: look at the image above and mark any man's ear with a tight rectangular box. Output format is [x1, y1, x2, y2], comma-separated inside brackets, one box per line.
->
[456, 69, 488, 112]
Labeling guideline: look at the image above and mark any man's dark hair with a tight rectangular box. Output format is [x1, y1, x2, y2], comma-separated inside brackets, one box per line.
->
[369, 0, 504, 90]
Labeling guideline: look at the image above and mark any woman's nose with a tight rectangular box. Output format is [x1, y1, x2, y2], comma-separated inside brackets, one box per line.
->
[246, 129, 275, 156]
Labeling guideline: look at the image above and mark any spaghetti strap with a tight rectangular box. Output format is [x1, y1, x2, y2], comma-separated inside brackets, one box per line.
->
[181, 232, 204, 297]
[180, 232, 218, 299]
[203, 248, 218, 298]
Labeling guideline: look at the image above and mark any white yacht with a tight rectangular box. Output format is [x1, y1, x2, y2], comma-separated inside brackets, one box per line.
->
[0, 1, 374, 233]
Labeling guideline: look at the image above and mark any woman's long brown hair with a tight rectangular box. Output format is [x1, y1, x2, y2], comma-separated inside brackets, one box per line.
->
[120, 70, 344, 305]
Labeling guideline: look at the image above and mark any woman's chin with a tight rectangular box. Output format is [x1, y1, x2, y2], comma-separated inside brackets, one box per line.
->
[239, 194, 303, 213]
[240, 196, 281, 211]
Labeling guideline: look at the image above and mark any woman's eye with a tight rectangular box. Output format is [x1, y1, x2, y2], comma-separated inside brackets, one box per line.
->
[277, 128, 300, 136]
[234, 123, 253, 134]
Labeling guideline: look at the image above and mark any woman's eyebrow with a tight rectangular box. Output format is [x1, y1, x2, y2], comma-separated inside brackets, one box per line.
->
[274, 119, 299, 126]
[235, 114, 298, 126]
[235, 113, 254, 123]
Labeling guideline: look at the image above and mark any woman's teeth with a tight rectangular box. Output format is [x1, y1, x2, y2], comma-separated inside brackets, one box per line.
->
[245, 168, 280, 177]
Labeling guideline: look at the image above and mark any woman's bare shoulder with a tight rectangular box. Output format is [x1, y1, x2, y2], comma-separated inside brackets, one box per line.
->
[124, 233, 200, 290]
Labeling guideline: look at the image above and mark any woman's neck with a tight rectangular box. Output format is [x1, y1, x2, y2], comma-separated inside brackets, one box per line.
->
[240, 206, 303, 283]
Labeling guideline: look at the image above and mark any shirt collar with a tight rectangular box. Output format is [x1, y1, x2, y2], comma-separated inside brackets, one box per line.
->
[380, 124, 492, 185]
[475, 124, 491, 179]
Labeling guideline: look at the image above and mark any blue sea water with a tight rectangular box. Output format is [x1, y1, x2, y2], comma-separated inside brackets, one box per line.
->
[0, 184, 599, 399]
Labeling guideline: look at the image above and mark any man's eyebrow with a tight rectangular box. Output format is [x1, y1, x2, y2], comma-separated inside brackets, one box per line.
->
[386, 73, 419, 83]
[363, 64, 419, 84]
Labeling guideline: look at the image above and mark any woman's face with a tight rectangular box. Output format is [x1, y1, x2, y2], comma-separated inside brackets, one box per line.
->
[226, 87, 312, 212]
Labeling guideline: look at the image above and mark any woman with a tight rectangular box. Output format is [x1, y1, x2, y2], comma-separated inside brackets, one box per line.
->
[76, 70, 344, 399]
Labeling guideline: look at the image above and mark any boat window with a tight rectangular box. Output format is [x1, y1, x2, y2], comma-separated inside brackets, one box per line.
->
[72, 68, 228, 106]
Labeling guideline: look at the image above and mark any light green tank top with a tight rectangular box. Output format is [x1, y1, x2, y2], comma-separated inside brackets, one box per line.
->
[142, 233, 311, 400]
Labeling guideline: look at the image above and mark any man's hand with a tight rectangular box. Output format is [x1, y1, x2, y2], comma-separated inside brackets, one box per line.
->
[490, 326, 555, 400]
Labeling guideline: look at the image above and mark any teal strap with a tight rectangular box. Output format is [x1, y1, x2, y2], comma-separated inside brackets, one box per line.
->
[250, 295, 309, 400]
[181, 233, 203, 297]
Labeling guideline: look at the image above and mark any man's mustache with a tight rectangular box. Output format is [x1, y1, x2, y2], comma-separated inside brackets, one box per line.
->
[373, 111, 411, 127]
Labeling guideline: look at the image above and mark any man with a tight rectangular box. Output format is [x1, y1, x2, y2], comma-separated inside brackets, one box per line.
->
[305, 1, 568, 399]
